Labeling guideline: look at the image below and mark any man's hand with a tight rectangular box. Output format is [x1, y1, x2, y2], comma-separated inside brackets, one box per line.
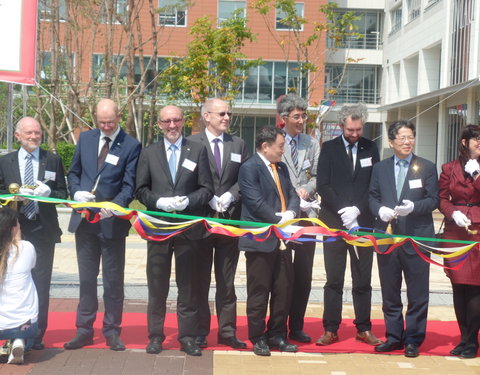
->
[394, 200, 414, 217]
[378, 206, 395, 222]
[452, 210, 471, 227]
[300, 198, 321, 212]
[172, 196, 189, 211]
[156, 197, 176, 212]
[275, 210, 295, 225]
[338, 206, 360, 228]
[209, 196, 220, 211]
[18, 187, 34, 201]
[345, 219, 359, 230]
[99, 208, 115, 220]
[74, 191, 96, 202]
[33, 180, 51, 197]
[218, 192, 234, 211]
[296, 187, 310, 200]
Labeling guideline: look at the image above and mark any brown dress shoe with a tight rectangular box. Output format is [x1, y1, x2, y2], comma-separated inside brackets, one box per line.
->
[316, 331, 339, 346]
[356, 330, 383, 346]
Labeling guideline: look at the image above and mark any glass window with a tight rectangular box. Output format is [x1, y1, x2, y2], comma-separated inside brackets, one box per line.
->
[218, 0, 246, 25]
[258, 62, 273, 103]
[159, 0, 186, 26]
[40, 51, 73, 81]
[92, 54, 127, 82]
[390, 6, 402, 34]
[101, 0, 129, 24]
[407, 0, 421, 22]
[243, 66, 258, 102]
[276, 3, 304, 31]
[39, 0, 68, 21]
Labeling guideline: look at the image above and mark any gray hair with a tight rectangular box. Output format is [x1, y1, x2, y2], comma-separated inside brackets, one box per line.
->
[338, 103, 368, 126]
[277, 94, 308, 117]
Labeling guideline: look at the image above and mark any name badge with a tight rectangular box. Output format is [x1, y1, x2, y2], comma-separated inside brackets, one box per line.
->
[231, 153, 241, 163]
[409, 179, 422, 189]
[302, 159, 311, 170]
[360, 157, 372, 168]
[182, 158, 197, 172]
[44, 170, 56, 181]
[105, 154, 119, 166]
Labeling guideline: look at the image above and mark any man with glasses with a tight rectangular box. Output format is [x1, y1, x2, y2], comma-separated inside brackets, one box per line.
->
[369, 120, 438, 357]
[135, 105, 213, 356]
[65, 99, 141, 351]
[277, 94, 320, 343]
[188, 98, 249, 349]
[316, 103, 381, 347]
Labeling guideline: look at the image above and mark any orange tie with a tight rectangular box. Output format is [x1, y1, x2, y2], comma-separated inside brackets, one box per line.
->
[271, 163, 286, 212]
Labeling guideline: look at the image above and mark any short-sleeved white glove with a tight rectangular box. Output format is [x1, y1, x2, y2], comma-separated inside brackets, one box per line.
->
[156, 197, 176, 212]
[275, 210, 296, 225]
[452, 210, 471, 227]
[394, 200, 414, 217]
[218, 192, 235, 211]
[74, 191, 96, 202]
[379, 206, 396, 222]
[338, 206, 360, 227]
[465, 159, 480, 177]
[33, 180, 51, 197]
[172, 196, 189, 211]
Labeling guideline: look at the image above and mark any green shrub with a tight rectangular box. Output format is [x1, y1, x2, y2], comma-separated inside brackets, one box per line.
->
[53, 142, 76, 171]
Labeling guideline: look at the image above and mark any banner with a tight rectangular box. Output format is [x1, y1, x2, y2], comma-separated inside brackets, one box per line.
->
[0, 0, 38, 85]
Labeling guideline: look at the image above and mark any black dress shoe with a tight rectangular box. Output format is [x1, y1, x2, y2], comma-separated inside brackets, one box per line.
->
[289, 330, 312, 343]
[194, 336, 207, 348]
[404, 343, 420, 358]
[64, 333, 94, 350]
[31, 341, 45, 350]
[218, 336, 247, 349]
[460, 346, 478, 359]
[450, 342, 466, 356]
[146, 337, 163, 354]
[181, 340, 202, 356]
[267, 337, 298, 352]
[375, 341, 404, 353]
[253, 339, 270, 356]
[106, 334, 126, 351]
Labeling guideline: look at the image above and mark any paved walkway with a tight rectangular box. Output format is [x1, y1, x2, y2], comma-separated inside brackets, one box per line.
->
[1, 210, 479, 374]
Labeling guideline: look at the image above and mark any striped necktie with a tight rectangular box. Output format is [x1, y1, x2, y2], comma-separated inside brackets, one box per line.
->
[290, 138, 298, 169]
[23, 153, 37, 219]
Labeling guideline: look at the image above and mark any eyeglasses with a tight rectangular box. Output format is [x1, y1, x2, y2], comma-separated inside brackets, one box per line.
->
[471, 136, 480, 142]
[287, 113, 308, 121]
[159, 118, 183, 125]
[208, 111, 232, 117]
[395, 136, 416, 143]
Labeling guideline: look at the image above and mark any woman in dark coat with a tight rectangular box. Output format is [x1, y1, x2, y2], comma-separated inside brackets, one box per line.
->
[439, 124, 480, 359]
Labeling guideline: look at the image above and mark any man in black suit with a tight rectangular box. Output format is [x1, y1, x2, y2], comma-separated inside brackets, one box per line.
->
[369, 120, 439, 358]
[188, 98, 249, 349]
[136, 105, 213, 356]
[316, 104, 382, 347]
[65, 99, 141, 351]
[0, 116, 67, 350]
[238, 126, 300, 356]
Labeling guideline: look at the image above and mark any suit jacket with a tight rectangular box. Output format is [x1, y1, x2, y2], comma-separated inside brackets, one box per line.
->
[282, 133, 320, 218]
[317, 136, 379, 228]
[238, 153, 300, 252]
[135, 137, 214, 240]
[188, 130, 250, 220]
[0, 148, 67, 242]
[369, 154, 439, 253]
[67, 128, 142, 239]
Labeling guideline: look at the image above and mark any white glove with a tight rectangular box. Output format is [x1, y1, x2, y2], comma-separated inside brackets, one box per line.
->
[300, 198, 321, 212]
[394, 199, 414, 217]
[275, 210, 296, 225]
[209, 196, 220, 211]
[99, 208, 114, 220]
[74, 190, 96, 202]
[218, 192, 235, 211]
[345, 219, 359, 230]
[338, 206, 360, 227]
[33, 180, 51, 197]
[465, 159, 480, 177]
[172, 196, 189, 211]
[156, 197, 176, 212]
[19, 187, 34, 196]
[452, 210, 471, 227]
[378, 206, 396, 222]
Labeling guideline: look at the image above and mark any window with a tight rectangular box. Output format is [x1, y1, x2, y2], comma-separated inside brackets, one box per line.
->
[390, 6, 402, 35]
[40, 51, 74, 81]
[218, 1, 246, 25]
[100, 0, 129, 24]
[451, 0, 474, 84]
[92, 54, 127, 82]
[276, 3, 304, 31]
[407, 0, 421, 22]
[158, 0, 186, 27]
[39, 0, 67, 21]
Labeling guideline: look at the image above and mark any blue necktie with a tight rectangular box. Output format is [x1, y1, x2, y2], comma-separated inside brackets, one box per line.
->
[396, 159, 408, 199]
[23, 153, 37, 219]
[168, 144, 177, 182]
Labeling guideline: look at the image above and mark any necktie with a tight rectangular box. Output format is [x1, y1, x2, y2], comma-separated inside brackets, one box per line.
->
[168, 144, 178, 182]
[213, 138, 222, 176]
[347, 143, 355, 173]
[290, 138, 298, 169]
[271, 163, 286, 212]
[396, 159, 408, 199]
[23, 153, 37, 219]
[98, 136, 111, 171]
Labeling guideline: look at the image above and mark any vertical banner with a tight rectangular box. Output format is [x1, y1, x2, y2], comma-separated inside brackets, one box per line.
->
[0, 0, 38, 85]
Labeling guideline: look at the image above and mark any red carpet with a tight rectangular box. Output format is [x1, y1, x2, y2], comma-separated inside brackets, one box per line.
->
[44, 312, 460, 356]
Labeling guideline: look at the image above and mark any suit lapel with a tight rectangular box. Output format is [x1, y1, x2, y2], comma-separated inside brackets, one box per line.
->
[334, 136, 353, 174]
[296, 134, 308, 174]
[222, 133, 233, 178]
[157, 140, 174, 186]
[386, 156, 399, 203]
[37, 149, 47, 181]
[400, 154, 417, 201]
[256, 154, 278, 196]
[176, 138, 191, 186]
[11, 151, 22, 185]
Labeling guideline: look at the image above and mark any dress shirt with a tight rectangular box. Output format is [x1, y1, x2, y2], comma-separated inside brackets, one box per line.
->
[205, 128, 224, 166]
[164, 136, 183, 172]
[341, 135, 358, 167]
[18, 147, 39, 184]
[394, 153, 413, 185]
[97, 126, 121, 156]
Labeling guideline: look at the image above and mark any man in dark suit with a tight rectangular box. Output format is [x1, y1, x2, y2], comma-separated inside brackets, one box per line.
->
[316, 104, 382, 347]
[136, 105, 213, 356]
[64, 99, 141, 351]
[0, 116, 67, 350]
[238, 126, 300, 356]
[277, 94, 320, 343]
[187, 98, 249, 349]
[369, 120, 439, 357]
